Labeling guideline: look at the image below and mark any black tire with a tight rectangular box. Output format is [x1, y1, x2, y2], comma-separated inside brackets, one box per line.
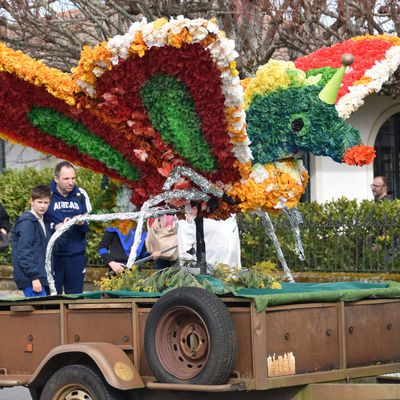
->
[40, 364, 125, 400]
[144, 287, 237, 385]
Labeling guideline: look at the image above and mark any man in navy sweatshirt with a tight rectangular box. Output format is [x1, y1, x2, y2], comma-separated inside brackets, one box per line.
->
[45, 161, 92, 294]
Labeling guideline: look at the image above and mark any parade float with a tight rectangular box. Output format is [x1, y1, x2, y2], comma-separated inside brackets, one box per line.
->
[0, 17, 400, 400]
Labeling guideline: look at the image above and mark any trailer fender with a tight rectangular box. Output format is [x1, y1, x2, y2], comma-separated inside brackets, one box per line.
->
[29, 342, 144, 390]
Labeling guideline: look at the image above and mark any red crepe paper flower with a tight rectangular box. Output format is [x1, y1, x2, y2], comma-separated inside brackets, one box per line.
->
[342, 145, 376, 166]
[295, 38, 393, 101]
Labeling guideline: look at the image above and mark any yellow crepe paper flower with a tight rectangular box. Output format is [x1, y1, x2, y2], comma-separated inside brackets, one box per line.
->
[0, 43, 77, 105]
[168, 29, 193, 48]
[353, 76, 373, 86]
[200, 35, 216, 47]
[244, 60, 306, 108]
[225, 105, 247, 143]
[130, 32, 147, 57]
[240, 77, 253, 92]
[229, 61, 239, 77]
[153, 18, 168, 30]
[72, 42, 111, 86]
[352, 34, 400, 46]
[229, 159, 309, 213]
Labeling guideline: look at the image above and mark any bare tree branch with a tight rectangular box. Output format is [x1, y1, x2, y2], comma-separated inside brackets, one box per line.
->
[1, 0, 399, 76]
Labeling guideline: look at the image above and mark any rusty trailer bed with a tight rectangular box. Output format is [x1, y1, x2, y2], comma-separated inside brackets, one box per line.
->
[0, 291, 399, 394]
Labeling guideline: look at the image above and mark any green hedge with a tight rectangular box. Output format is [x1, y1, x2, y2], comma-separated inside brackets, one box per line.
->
[239, 197, 400, 273]
[0, 168, 399, 273]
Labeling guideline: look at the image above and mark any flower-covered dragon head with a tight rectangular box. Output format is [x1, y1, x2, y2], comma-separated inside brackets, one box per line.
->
[229, 57, 375, 213]
[244, 58, 374, 166]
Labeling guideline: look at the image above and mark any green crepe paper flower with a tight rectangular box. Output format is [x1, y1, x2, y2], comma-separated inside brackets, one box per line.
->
[287, 68, 306, 86]
[305, 67, 338, 87]
[246, 85, 360, 164]
[27, 107, 140, 181]
[140, 74, 216, 173]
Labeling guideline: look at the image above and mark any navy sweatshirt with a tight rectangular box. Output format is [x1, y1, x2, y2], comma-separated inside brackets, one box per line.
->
[45, 180, 91, 256]
[12, 211, 51, 289]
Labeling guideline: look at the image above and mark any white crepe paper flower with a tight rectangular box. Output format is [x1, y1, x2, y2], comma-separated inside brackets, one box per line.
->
[250, 164, 270, 183]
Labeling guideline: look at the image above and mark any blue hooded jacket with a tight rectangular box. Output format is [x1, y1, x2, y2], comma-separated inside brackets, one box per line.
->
[45, 180, 90, 256]
[98, 227, 149, 265]
[12, 211, 51, 289]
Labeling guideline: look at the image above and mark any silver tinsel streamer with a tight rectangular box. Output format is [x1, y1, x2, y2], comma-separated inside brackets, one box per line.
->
[114, 186, 136, 213]
[126, 188, 210, 269]
[283, 207, 305, 261]
[45, 208, 180, 295]
[257, 211, 295, 283]
[163, 166, 224, 197]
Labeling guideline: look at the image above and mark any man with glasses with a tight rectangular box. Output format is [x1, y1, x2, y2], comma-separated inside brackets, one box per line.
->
[370, 176, 392, 202]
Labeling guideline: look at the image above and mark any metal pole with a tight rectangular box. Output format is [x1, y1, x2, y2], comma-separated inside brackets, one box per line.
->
[195, 215, 207, 275]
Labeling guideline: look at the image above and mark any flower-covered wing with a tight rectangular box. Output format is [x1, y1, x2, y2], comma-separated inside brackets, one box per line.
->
[0, 18, 253, 208]
[71, 16, 252, 205]
[0, 43, 139, 183]
[295, 35, 400, 119]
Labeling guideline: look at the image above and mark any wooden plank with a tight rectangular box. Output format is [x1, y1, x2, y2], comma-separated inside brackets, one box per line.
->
[251, 302, 267, 389]
[337, 301, 346, 369]
[68, 303, 132, 309]
[262, 363, 400, 390]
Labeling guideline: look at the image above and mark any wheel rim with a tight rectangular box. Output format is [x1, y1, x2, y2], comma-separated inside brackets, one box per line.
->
[53, 384, 93, 400]
[155, 306, 210, 380]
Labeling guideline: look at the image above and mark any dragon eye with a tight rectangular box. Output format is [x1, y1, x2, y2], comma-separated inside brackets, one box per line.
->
[291, 118, 304, 133]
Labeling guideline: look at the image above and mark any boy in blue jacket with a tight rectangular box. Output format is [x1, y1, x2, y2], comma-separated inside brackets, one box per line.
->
[12, 185, 52, 297]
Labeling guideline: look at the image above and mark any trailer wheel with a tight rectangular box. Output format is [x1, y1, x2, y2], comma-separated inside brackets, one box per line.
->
[145, 287, 237, 385]
[40, 364, 125, 400]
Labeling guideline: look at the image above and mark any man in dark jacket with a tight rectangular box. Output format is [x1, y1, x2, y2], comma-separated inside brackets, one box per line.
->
[371, 176, 393, 202]
[45, 161, 92, 294]
[12, 185, 52, 297]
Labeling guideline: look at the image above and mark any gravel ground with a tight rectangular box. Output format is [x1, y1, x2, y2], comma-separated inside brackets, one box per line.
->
[0, 290, 23, 298]
[0, 387, 31, 400]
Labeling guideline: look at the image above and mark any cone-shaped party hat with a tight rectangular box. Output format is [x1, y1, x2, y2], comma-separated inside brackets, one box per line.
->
[319, 53, 354, 104]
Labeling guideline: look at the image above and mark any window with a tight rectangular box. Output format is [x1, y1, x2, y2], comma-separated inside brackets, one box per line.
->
[374, 113, 400, 199]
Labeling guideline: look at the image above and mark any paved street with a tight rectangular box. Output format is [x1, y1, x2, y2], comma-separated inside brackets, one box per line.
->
[0, 387, 31, 400]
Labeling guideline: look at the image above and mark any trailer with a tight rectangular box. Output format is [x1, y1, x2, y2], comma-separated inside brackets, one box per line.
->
[0, 283, 400, 400]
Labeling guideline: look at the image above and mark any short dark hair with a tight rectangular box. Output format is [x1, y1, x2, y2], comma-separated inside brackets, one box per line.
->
[54, 161, 75, 177]
[31, 185, 51, 201]
[375, 176, 388, 186]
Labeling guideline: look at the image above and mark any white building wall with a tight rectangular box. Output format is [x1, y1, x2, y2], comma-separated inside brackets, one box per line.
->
[5, 143, 58, 170]
[313, 94, 400, 203]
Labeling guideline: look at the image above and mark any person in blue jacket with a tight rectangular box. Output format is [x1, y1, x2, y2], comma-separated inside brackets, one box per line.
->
[12, 185, 52, 297]
[45, 161, 92, 294]
[98, 224, 160, 274]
